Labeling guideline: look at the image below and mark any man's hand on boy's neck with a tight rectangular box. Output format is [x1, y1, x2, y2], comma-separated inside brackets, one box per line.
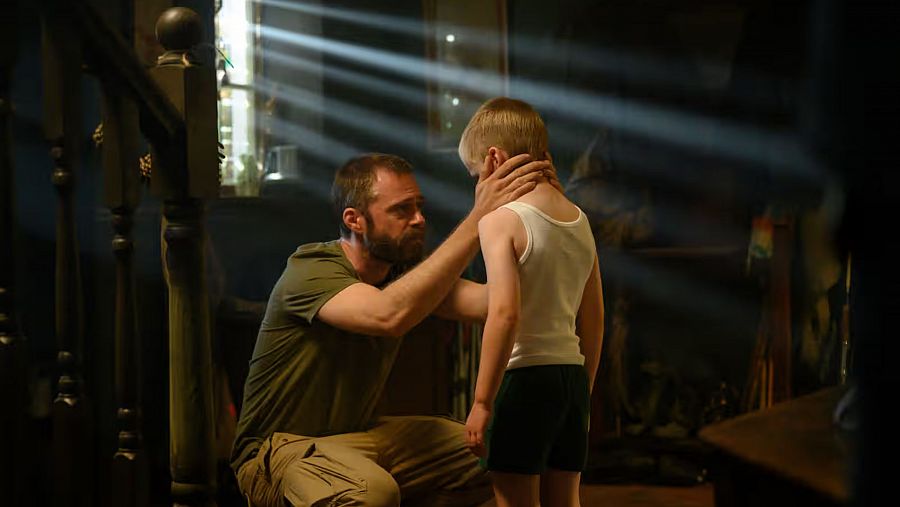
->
[487, 146, 565, 195]
[542, 150, 565, 194]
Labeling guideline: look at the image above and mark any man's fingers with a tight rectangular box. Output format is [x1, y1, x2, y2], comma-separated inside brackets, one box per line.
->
[500, 160, 550, 184]
[498, 157, 546, 183]
[506, 169, 544, 193]
[508, 181, 538, 201]
[545, 167, 565, 194]
[492, 153, 533, 180]
[478, 154, 493, 183]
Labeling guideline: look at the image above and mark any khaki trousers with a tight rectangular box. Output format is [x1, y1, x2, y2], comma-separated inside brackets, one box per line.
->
[236, 416, 491, 507]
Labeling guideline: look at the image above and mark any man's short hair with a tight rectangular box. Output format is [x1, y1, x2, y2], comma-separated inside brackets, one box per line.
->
[458, 97, 548, 172]
[332, 153, 413, 237]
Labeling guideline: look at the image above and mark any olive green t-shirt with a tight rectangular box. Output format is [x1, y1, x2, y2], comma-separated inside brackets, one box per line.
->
[230, 240, 403, 471]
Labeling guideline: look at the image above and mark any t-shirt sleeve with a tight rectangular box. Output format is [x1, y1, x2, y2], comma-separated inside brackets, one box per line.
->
[279, 254, 360, 324]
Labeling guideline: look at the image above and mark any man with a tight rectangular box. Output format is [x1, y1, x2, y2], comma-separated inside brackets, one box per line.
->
[232, 152, 552, 506]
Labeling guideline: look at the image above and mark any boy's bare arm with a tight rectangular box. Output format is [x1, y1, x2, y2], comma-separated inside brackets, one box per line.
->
[473, 210, 521, 406]
[466, 210, 521, 453]
[577, 254, 605, 392]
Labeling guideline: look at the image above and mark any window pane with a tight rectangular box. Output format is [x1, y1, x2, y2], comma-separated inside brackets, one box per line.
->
[216, 0, 258, 195]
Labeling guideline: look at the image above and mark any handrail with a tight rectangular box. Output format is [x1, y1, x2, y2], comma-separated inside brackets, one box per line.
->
[54, 0, 184, 145]
[37, 3, 220, 504]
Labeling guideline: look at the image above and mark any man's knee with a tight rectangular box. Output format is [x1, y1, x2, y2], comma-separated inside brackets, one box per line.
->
[283, 468, 400, 507]
[358, 472, 401, 507]
[412, 415, 468, 441]
[281, 443, 400, 507]
[309, 468, 400, 507]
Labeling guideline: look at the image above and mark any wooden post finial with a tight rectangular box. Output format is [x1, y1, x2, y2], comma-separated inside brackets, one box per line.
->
[155, 7, 203, 53]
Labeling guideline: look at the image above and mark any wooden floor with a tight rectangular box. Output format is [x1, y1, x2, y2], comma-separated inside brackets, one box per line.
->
[580, 484, 714, 507]
[479, 483, 714, 507]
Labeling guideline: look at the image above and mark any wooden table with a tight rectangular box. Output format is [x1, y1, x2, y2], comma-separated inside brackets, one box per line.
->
[699, 387, 852, 507]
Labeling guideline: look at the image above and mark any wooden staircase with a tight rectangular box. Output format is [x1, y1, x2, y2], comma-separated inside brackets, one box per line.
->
[1, 1, 221, 505]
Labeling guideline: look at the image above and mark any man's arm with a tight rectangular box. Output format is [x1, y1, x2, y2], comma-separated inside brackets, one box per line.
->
[466, 210, 520, 454]
[433, 278, 487, 324]
[317, 154, 548, 338]
[577, 254, 604, 392]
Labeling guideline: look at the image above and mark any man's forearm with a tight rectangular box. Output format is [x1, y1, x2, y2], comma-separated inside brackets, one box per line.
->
[381, 216, 481, 335]
[434, 279, 488, 324]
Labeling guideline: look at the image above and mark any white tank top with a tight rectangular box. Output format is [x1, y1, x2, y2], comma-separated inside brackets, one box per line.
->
[499, 201, 597, 370]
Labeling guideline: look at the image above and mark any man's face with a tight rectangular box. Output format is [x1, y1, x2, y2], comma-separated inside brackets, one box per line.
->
[362, 168, 426, 265]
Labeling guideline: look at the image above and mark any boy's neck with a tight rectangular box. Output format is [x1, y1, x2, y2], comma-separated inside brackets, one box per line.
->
[531, 179, 556, 193]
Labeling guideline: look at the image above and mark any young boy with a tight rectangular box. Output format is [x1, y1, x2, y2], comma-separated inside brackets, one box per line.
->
[459, 97, 604, 507]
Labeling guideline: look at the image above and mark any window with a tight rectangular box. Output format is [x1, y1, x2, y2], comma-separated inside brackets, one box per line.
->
[424, 0, 509, 150]
[216, 0, 259, 196]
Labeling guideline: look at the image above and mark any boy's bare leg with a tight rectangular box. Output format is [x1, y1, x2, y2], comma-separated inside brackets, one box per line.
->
[491, 472, 540, 507]
[540, 469, 581, 507]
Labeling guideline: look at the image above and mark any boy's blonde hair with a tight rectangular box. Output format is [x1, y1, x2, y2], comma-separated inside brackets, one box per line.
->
[458, 97, 548, 173]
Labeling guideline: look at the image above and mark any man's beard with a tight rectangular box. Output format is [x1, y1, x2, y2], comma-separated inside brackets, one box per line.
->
[364, 227, 425, 266]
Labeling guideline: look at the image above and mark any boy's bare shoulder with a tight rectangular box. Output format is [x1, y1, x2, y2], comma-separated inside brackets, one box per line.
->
[478, 206, 520, 230]
[478, 208, 522, 244]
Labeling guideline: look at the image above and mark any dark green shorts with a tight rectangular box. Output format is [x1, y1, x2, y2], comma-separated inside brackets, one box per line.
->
[483, 364, 590, 474]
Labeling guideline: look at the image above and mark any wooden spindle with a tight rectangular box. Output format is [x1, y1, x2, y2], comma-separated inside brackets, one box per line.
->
[96, 5, 147, 500]
[0, 7, 28, 506]
[42, 5, 93, 505]
[111, 207, 148, 507]
[101, 81, 148, 505]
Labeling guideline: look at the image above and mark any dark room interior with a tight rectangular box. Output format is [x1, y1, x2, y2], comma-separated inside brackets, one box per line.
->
[1, 1, 897, 506]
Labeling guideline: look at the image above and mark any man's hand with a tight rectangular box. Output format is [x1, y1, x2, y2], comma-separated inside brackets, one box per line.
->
[465, 402, 492, 458]
[470, 154, 550, 221]
[543, 151, 565, 194]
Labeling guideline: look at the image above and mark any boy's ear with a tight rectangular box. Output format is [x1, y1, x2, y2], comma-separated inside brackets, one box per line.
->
[488, 146, 509, 166]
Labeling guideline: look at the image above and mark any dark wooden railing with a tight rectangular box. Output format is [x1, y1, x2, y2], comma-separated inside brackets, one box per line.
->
[95, 4, 149, 506]
[0, 5, 29, 507]
[101, 46, 149, 507]
[42, 4, 93, 505]
[2, 1, 220, 505]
